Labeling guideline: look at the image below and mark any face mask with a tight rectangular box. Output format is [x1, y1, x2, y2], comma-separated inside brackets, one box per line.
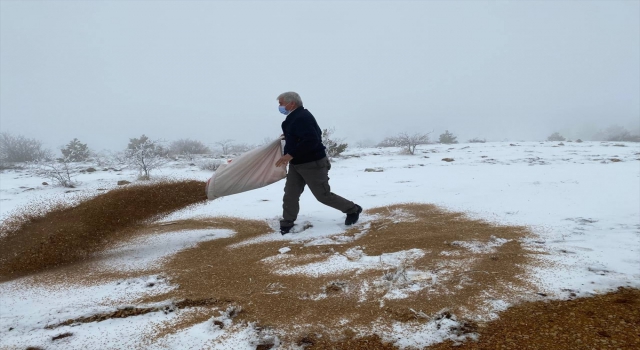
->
[278, 105, 288, 115]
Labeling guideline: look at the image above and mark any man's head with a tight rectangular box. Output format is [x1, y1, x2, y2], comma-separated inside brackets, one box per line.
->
[277, 92, 303, 114]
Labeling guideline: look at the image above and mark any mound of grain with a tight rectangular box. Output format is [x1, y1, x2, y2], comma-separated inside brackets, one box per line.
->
[0, 180, 207, 281]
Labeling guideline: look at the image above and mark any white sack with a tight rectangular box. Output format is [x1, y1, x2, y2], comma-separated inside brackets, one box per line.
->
[205, 138, 286, 199]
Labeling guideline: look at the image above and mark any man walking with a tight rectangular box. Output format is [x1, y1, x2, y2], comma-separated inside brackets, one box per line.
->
[275, 91, 362, 235]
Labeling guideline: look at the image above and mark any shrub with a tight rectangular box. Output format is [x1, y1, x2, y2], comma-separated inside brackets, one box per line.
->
[170, 139, 211, 158]
[439, 130, 458, 144]
[60, 138, 90, 162]
[376, 137, 400, 148]
[592, 125, 640, 142]
[197, 159, 224, 171]
[597, 126, 640, 142]
[35, 160, 78, 188]
[322, 128, 348, 157]
[547, 132, 566, 141]
[0, 133, 51, 163]
[229, 143, 252, 154]
[468, 137, 486, 143]
[378, 132, 430, 155]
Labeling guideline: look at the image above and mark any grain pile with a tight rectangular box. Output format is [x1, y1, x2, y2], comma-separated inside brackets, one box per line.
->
[0, 180, 207, 281]
[303, 287, 640, 349]
[427, 286, 640, 350]
[137, 204, 539, 344]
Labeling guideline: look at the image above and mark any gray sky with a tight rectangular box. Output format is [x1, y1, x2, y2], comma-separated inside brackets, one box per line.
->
[1, 0, 638, 151]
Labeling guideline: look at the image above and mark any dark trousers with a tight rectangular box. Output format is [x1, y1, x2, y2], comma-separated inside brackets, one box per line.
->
[281, 157, 356, 225]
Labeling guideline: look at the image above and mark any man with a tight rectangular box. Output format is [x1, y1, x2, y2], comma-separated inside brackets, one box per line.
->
[275, 91, 362, 235]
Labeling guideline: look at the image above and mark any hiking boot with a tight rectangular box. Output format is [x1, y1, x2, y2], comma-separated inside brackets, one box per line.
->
[280, 226, 293, 235]
[345, 205, 363, 225]
[280, 220, 294, 235]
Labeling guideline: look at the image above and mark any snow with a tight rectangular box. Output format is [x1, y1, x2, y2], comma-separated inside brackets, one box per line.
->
[1, 141, 639, 349]
[96, 228, 235, 272]
[269, 248, 426, 276]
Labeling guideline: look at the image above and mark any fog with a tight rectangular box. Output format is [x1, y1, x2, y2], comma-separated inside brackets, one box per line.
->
[1, 1, 638, 152]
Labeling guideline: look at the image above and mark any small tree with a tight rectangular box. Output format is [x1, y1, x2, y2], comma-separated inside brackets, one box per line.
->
[125, 135, 166, 180]
[128, 134, 165, 155]
[60, 138, 90, 162]
[322, 128, 348, 157]
[547, 132, 566, 141]
[0, 132, 51, 163]
[215, 139, 236, 155]
[170, 139, 211, 158]
[215, 139, 235, 154]
[379, 132, 430, 155]
[439, 130, 458, 144]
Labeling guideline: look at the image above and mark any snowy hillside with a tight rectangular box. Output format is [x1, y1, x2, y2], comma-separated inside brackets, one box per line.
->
[1, 141, 638, 349]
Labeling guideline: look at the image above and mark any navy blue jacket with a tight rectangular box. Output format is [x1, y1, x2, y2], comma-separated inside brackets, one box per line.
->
[281, 107, 327, 165]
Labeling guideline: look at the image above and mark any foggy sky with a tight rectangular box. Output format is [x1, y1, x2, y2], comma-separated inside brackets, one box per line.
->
[1, 1, 638, 152]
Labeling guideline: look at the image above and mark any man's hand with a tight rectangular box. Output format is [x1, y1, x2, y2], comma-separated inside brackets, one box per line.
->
[275, 154, 293, 167]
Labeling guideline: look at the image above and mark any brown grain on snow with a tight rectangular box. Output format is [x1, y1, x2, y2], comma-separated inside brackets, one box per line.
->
[1, 181, 638, 349]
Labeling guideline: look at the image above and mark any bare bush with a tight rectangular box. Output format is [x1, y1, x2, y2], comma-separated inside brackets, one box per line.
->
[468, 138, 486, 143]
[35, 157, 79, 188]
[322, 127, 348, 157]
[197, 159, 224, 171]
[0, 132, 51, 163]
[170, 139, 211, 158]
[215, 139, 236, 154]
[378, 132, 430, 155]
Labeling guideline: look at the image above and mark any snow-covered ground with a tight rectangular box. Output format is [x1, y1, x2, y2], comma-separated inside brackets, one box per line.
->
[1, 141, 639, 349]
